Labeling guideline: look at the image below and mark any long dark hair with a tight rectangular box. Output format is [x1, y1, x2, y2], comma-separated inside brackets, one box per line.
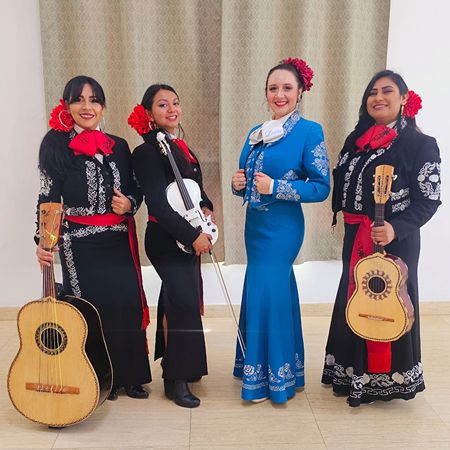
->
[39, 75, 106, 177]
[352, 70, 416, 143]
[140, 84, 184, 140]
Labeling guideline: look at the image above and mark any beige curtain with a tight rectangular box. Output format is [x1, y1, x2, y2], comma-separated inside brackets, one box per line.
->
[39, 0, 390, 264]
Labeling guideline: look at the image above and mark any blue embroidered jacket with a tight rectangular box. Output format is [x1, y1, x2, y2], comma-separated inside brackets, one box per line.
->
[234, 111, 330, 208]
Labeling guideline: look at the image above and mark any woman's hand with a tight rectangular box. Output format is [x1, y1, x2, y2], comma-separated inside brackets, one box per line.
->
[232, 169, 247, 191]
[371, 220, 396, 246]
[37, 243, 58, 267]
[254, 172, 273, 195]
[202, 207, 216, 224]
[192, 233, 213, 255]
[112, 188, 132, 215]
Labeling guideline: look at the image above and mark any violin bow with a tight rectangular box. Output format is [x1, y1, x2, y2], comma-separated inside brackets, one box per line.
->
[209, 250, 246, 358]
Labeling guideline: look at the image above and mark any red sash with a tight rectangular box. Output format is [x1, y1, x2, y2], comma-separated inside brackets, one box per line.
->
[65, 213, 150, 331]
[343, 212, 391, 373]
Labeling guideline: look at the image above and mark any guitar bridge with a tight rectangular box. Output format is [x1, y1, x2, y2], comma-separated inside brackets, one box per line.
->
[358, 313, 395, 323]
[25, 382, 80, 395]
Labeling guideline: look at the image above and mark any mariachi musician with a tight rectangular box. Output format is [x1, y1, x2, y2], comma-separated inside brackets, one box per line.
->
[129, 84, 213, 408]
[322, 70, 441, 406]
[36, 75, 151, 401]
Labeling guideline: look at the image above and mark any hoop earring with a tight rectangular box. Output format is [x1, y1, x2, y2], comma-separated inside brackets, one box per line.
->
[100, 116, 106, 132]
[149, 119, 155, 131]
[58, 110, 72, 129]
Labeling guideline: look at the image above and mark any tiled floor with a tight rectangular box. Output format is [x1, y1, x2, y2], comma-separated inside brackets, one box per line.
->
[1, 304, 450, 450]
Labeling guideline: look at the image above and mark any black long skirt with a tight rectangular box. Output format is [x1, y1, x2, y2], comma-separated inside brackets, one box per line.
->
[322, 223, 424, 406]
[145, 221, 207, 381]
[59, 224, 151, 387]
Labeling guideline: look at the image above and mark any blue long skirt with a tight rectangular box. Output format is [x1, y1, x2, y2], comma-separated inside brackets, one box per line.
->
[233, 201, 305, 403]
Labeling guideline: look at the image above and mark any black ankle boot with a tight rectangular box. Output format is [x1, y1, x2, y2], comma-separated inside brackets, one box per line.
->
[107, 385, 120, 401]
[124, 385, 149, 399]
[164, 379, 200, 408]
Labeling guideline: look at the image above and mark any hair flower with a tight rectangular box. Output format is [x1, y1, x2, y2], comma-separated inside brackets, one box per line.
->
[403, 90, 422, 118]
[128, 104, 154, 135]
[49, 99, 74, 132]
[283, 57, 314, 91]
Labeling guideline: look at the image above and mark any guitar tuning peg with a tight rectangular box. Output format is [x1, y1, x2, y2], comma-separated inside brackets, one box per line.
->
[393, 174, 398, 180]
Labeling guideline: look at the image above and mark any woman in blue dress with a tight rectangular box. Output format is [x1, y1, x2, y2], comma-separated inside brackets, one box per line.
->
[232, 57, 330, 403]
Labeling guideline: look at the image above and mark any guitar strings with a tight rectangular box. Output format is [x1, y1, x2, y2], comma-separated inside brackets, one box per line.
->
[39, 213, 44, 389]
[51, 207, 63, 392]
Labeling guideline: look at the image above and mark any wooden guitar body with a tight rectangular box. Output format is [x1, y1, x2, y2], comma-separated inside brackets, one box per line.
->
[346, 252, 414, 342]
[8, 296, 112, 427]
[8, 202, 112, 427]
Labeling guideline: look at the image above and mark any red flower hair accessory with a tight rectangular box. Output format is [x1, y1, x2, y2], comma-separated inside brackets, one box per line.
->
[128, 104, 154, 135]
[49, 99, 74, 132]
[403, 90, 422, 118]
[283, 57, 314, 91]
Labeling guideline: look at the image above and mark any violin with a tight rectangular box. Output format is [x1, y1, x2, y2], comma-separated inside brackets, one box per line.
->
[156, 132, 218, 253]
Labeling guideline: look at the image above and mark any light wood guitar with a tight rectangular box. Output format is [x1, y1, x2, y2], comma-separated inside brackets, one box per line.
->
[346, 165, 414, 342]
[8, 203, 112, 427]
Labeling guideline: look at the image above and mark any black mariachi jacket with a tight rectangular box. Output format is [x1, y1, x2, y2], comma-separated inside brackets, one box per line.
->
[36, 129, 141, 238]
[132, 129, 213, 246]
[332, 124, 441, 241]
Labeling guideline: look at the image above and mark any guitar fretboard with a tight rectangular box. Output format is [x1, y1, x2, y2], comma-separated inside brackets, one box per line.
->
[373, 203, 385, 254]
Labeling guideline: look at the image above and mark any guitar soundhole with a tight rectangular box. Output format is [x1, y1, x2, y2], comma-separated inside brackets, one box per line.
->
[368, 276, 386, 293]
[35, 322, 68, 355]
[362, 270, 392, 300]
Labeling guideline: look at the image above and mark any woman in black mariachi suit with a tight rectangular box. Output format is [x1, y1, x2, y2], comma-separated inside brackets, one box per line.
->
[36, 75, 151, 401]
[322, 70, 441, 406]
[129, 84, 213, 408]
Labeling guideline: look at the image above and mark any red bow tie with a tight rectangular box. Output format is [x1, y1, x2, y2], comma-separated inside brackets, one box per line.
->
[355, 125, 397, 153]
[173, 138, 198, 164]
[69, 130, 115, 157]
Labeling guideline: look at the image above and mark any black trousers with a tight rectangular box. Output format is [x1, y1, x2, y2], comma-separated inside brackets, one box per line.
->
[145, 222, 208, 381]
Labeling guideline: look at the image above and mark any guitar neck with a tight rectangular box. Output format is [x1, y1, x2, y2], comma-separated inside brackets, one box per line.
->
[42, 259, 57, 299]
[373, 203, 385, 254]
[166, 148, 195, 210]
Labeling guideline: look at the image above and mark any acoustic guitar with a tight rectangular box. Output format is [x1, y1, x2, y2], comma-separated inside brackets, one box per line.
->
[8, 202, 112, 427]
[345, 165, 414, 342]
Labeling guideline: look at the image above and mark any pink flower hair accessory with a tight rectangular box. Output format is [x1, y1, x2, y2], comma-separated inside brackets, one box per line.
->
[128, 104, 154, 135]
[403, 90, 422, 118]
[283, 57, 314, 91]
[49, 99, 74, 132]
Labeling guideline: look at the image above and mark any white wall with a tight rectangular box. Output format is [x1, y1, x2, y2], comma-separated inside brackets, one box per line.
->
[0, 0, 46, 305]
[387, 0, 450, 301]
